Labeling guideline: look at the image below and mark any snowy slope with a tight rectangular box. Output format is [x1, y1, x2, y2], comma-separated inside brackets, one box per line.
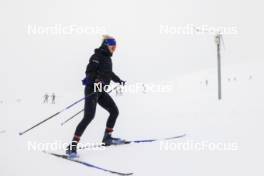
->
[1, 60, 263, 176]
[1, 0, 264, 175]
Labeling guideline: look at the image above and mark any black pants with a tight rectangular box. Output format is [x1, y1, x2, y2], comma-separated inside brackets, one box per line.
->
[74, 86, 119, 137]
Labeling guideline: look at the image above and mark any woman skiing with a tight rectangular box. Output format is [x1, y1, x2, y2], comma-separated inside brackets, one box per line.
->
[66, 35, 125, 157]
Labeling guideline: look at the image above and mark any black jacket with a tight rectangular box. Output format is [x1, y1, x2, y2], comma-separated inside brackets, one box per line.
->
[84, 45, 121, 86]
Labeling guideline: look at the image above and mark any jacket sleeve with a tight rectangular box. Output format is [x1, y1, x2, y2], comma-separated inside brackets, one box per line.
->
[111, 72, 122, 83]
[85, 55, 100, 78]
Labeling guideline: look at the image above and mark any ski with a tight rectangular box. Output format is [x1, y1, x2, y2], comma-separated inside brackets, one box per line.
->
[79, 134, 186, 150]
[43, 151, 133, 176]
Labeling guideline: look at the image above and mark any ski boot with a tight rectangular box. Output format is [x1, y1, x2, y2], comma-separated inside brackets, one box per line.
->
[102, 132, 126, 146]
[66, 141, 79, 159]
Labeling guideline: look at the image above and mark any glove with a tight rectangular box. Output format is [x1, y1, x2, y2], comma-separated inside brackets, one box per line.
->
[118, 80, 126, 86]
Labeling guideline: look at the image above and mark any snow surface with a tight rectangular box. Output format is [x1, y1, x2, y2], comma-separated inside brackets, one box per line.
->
[1, 61, 263, 176]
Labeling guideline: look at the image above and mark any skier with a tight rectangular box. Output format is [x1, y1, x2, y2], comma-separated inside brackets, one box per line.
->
[66, 35, 126, 157]
[205, 80, 208, 87]
[51, 93, 56, 104]
[43, 93, 49, 103]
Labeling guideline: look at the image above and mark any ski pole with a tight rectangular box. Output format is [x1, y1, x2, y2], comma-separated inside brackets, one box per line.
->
[60, 109, 84, 126]
[19, 84, 122, 135]
[18, 93, 95, 136]
[60, 85, 121, 126]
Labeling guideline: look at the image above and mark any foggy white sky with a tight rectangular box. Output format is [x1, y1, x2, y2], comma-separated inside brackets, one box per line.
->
[0, 0, 263, 98]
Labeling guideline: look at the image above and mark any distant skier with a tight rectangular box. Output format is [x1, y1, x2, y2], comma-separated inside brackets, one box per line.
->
[51, 93, 56, 104]
[142, 84, 147, 93]
[205, 80, 208, 87]
[66, 35, 126, 157]
[43, 93, 49, 103]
